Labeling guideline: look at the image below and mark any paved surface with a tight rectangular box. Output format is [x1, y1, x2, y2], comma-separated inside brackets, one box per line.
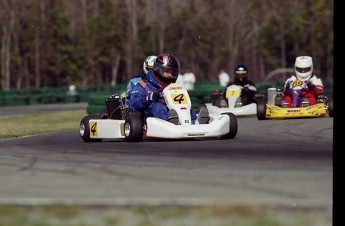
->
[0, 116, 333, 212]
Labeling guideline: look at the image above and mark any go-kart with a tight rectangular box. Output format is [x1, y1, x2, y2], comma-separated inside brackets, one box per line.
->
[79, 83, 238, 142]
[256, 81, 333, 120]
[203, 85, 257, 116]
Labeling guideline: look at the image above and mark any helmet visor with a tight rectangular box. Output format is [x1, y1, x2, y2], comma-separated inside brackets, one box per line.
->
[235, 71, 247, 79]
[162, 68, 178, 82]
[295, 67, 311, 73]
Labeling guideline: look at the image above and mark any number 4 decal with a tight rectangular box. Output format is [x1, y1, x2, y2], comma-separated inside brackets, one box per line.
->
[90, 122, 98, 136]
[171, 94, 188, 104]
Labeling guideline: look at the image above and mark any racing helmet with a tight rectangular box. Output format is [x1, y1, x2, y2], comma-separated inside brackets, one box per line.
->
[234, 64, 248, 81]
[153, 53, 180, 84]
[294, 56, 313, 81]
[143, 55, 157, 75]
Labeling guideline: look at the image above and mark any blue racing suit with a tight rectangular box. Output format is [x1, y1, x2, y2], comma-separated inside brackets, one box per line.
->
[125, 73, 145, 108]
[128, 70, 197, 123]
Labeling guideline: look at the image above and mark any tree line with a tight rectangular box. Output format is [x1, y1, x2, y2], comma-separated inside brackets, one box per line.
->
[0, 0, 333, 90]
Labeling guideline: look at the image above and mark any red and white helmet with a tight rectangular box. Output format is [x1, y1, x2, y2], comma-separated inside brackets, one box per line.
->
[153, 53, 180, 84]
[295, 56, 313, 81]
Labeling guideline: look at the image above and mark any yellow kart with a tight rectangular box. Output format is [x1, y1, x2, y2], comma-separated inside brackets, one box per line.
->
[256, 87, 333, 120]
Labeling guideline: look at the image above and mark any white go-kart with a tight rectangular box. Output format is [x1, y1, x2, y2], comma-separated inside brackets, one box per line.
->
[80, 83, 238, 142]
[203, 85, 257, 117]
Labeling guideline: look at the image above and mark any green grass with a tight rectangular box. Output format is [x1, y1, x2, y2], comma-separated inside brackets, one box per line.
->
[0, 110, 86, 139]
[0, 204, 331, 226]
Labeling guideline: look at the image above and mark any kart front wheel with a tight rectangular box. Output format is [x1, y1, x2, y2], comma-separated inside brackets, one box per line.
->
[124, 114, 144, 142]
[256, 99, 267, 120]
[221, 112, 237, 139]
[80, 115, 102, 142]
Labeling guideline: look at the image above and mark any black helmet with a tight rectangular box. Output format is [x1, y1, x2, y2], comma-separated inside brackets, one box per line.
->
[234, 64, 248, 81]
[153, 54, 180, 85]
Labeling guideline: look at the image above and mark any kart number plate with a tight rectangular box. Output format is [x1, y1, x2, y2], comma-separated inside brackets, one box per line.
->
[226, 89, 240, 97]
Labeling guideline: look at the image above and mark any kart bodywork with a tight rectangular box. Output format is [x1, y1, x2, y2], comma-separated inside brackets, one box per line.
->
[204, 85, 257, 117]
[80, 83, 238, 142]
[257, 83, 333, 120]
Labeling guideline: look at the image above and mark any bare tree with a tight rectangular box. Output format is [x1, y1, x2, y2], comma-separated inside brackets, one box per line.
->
[0, 0, 334, 89]
[0, 0, 13, 90]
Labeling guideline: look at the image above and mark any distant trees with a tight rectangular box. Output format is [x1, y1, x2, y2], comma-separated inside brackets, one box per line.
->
[0, 0, 333, 90]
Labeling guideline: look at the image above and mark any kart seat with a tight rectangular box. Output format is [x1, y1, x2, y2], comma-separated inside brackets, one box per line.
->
[168, 109, 179, 125]
[198, 107, 210, 124]
[301, 98, 310, 107]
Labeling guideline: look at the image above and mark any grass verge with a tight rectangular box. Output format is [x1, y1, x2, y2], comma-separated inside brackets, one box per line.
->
[0, 204, 331, 226]
[0, 110, 86, 139]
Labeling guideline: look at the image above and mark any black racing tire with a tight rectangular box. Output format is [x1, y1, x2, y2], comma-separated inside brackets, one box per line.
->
[254, 95, 267, 104]
[79, 115, 102, 142]
[256, 98, 267, 120]
[328, 98, 334, 117]
[124, 113, 144, 142]
[221, 112, 237, 139]
[99, 107, 108, 119]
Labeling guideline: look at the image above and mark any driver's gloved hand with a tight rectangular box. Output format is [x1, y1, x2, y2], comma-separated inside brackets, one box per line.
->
[306, 80, 316, 90]
[146, 91, 159, 102]
[294, 86, 305, 97]
[242, 87, 250, 94]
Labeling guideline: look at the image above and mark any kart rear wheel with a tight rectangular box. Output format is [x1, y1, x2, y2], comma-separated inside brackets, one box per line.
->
[254, 95, 267, 104]
[80, 115, 102, 142]
[124, 113, 144, 142]
[98, 107, 107, 119]
[221, 112, 237, 139]
[256, 99, 267, 120]
[328, 98, 334, 117]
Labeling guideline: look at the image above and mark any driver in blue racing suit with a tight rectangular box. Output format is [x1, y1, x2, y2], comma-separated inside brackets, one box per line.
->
[128, 53, 197, 123]
[124, 55, 157, 108]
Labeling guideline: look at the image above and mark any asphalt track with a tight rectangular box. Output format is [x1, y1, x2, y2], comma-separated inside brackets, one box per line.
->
[0, 104, 333, 213]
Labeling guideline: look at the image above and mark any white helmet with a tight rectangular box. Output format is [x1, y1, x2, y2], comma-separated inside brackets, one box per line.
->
[294, 56, 313, 81]
[143, 55, 157, 75]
